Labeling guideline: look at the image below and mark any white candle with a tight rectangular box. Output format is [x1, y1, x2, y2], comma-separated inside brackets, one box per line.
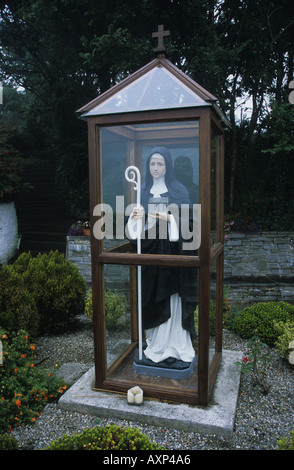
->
[127, 386, 143, 405]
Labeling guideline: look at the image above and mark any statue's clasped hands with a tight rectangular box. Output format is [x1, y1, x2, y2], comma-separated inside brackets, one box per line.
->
[132, 206, 145, 220]
[131, 206, 170, 222]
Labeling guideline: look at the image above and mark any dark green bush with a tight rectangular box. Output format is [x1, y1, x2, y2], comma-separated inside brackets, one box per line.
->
[85, 288, 127, 330]
[0, 433, 19, 450]
[232, 301, 294, 346]
[276, 430, 294, 450]
[194, 300, 217, 336]
[274, 321, 294, 359]
[10, 251, 87, 334]
[0, 265, 40, 336]
[45, 424, 164, 450]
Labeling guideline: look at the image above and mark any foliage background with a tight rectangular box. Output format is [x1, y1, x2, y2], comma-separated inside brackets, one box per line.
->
[0, 0, 293, 229]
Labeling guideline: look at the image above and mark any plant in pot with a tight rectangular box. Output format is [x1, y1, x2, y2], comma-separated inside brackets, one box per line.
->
[81, 220, 91, 236]
[67, 220, 90, 237]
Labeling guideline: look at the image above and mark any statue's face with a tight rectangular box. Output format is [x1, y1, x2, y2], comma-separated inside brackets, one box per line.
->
[149, 154, 166, 179]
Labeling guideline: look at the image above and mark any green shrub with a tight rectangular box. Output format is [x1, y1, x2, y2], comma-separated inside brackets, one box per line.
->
[194, 300, 217, 336]
[274, 321, 294, 360]
[0, 432, 19, 450]
[0, 329, 67, 433]
[85, 288, 126, 330]
[11, 251, 87, 334]
[232, 301, 294, 346]
[45, 424, 164, 450]
[0, 265, 40, 336]
[194, 287, 233, 335]
[276, 430, 294, 450]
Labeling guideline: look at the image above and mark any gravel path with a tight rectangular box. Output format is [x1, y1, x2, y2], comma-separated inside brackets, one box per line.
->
[11, 316, 294, 451]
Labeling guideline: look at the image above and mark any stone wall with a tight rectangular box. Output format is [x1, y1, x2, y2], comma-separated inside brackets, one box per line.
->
[223, 232, 294, 304]
[66, 236, 92, 285]
[66, 232, 294, 304]
[224, 232, 293, 280]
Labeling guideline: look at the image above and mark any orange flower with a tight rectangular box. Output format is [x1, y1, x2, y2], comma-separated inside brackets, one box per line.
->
[30, 345, 35, 351]
[21, 354, 26, 358]
[14, 368, 18, 373]
[2, 334, 7, 339]
[15, 399, 21, 407]
[24, 336, 28, 339]
[30, 363, 34, 368]
[31, 417, 36, 422]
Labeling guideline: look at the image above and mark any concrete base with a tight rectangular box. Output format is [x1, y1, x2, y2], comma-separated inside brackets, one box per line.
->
[58, 349, 242, 437]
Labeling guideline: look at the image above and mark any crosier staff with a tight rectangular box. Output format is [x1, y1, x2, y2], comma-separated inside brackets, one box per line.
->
[125, 166, 143, 360]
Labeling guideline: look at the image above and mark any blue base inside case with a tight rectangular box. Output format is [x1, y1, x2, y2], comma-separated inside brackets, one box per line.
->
[133, 353, 196, 380]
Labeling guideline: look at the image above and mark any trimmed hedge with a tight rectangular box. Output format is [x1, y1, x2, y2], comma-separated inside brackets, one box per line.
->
[85, 288, 126, 330]
[0, 265, 40, 336]
[0, 251, 86, 335]
[45, 424, 164, 450]
[232, 301, 294, 346]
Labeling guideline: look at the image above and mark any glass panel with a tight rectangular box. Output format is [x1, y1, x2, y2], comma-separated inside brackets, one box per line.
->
[104, 264, 132, 369]
[97, 121, 200, 253]
[83, 66, 208, 116]
[106, 263, 199, 381]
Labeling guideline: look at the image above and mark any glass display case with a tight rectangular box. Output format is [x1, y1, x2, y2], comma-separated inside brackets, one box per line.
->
[78, 53, 228, 406]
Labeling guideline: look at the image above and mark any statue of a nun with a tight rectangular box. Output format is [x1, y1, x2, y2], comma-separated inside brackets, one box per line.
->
[127, 147, 198, 369]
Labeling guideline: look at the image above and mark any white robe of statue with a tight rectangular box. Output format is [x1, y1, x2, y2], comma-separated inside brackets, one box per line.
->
[128, 176, 195, 364]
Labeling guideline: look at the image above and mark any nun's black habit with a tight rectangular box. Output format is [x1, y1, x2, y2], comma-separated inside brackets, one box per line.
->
[131, 147, 198, 344]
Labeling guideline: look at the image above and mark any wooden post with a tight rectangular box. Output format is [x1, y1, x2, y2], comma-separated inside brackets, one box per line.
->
[88, 119, 107, 388]
[197, 110, 211, 406]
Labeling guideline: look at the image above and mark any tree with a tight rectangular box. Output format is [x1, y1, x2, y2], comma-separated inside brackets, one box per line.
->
[0, 0, 293, 220]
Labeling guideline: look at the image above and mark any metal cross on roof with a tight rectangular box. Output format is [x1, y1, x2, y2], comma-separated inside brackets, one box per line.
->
[152, 24, 170, 55]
